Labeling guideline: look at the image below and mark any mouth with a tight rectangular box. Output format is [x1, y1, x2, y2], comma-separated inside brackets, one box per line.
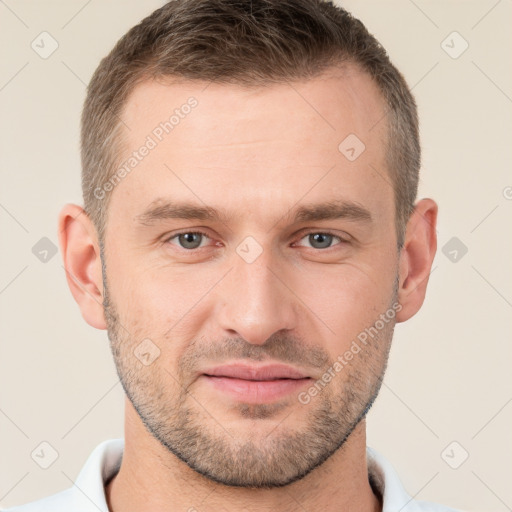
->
[202, 362, 310, 380]
[200, 363, 312, 403]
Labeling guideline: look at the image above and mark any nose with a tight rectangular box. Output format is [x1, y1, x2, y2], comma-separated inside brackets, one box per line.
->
[215, 247, 298, 345]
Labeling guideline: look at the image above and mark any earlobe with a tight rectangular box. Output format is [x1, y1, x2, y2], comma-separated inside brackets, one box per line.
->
[396, 198, 438, 323]
[57, 203, 107, 330]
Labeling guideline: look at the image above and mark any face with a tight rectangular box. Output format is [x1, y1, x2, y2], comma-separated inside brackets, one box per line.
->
[101, 66, 400, 488]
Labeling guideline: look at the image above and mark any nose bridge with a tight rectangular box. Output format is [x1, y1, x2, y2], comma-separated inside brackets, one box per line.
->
[216, 244, 297, 344]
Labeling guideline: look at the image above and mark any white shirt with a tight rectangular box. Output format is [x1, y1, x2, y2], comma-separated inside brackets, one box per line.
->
[4, 439, 462, 512]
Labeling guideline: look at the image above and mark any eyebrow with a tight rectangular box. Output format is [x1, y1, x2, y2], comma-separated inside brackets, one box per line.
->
[135, 198, 372, 226]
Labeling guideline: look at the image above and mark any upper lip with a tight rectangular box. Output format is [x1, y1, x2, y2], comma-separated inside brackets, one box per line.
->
[202, 363, 310, 381]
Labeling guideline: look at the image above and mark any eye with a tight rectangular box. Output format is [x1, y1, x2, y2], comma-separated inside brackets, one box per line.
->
[296, 232, 344, 249]
[167, 231, 210, 250]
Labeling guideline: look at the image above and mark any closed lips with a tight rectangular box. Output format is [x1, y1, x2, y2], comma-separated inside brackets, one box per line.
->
[202, 364, 310, 381]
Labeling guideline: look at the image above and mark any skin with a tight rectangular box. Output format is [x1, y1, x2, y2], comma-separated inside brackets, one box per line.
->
[58, 64, 437, 512]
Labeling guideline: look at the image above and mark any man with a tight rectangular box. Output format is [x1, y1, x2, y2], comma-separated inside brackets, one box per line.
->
[6, 1, 462, 511]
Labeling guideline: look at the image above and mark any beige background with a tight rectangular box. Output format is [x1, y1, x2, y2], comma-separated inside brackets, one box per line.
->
[1, 1, 511, 511]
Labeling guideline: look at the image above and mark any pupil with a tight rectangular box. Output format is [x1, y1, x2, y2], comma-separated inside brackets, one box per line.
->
[310, 233, 332, 249]
[179, 233, 201, 249]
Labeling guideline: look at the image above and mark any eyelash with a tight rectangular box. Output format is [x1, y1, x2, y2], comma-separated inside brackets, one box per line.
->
[164, 229, 348, 250]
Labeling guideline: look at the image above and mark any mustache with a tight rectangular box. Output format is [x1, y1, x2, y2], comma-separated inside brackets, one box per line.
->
[178, 333, 331, 373]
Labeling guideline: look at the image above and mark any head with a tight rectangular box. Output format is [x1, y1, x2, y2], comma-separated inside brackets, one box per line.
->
[59, 0, 437, 489]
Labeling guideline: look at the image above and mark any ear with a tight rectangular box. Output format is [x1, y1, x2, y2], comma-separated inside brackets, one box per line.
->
[396, 198, 438, 323]
[58, 203, 107, 330]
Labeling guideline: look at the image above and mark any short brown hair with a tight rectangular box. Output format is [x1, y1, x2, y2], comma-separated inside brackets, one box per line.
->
[81, 0, 420, 247]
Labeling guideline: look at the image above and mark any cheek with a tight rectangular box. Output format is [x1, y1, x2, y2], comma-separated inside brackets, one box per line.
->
[293, 262, 395, 344]
[112, 263, 219, 337]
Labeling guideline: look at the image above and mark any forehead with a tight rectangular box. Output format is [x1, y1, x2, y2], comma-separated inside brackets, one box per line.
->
[122, 65, 387, 150]
[108, 65, 391, 230]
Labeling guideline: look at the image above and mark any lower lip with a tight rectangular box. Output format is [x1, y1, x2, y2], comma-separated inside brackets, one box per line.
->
[202, 375, 311, 403]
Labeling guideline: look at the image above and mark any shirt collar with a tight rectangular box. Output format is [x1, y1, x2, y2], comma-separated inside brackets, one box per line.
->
[69, 439, 455, 512]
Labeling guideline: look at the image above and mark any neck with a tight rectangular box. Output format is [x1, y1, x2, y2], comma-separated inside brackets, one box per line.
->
[106, 398, 381, 512]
